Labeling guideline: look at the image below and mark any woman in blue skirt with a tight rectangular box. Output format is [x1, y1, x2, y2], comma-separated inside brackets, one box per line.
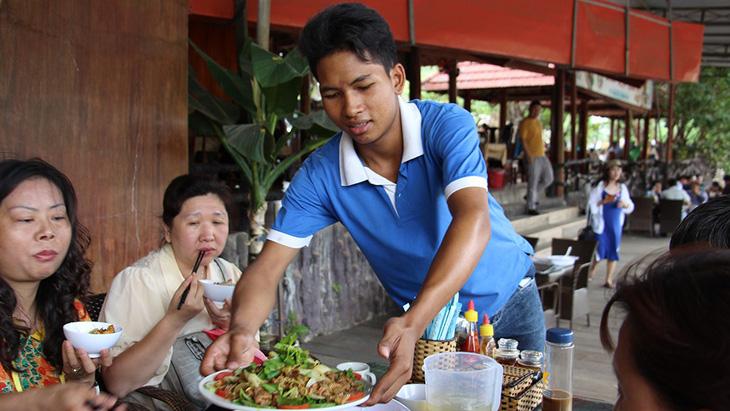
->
[588, 160, 634, 287]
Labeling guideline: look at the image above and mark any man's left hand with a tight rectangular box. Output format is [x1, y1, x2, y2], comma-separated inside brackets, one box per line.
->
[364, 316, 421, 405]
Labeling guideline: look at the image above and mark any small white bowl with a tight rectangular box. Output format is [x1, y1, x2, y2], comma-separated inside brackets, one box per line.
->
[200, 279, 235, 303]
[63, 321, 122, 358]
[395, 383, 427, 411]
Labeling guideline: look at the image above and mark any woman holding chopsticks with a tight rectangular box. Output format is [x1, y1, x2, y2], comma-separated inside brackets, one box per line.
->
[99, 174, 241, 406]
[0, 158, 118, 410]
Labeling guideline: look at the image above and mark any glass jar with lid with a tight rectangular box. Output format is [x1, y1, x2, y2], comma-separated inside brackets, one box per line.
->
[517, 349, 543, 371]
[494, 338, 519, 366]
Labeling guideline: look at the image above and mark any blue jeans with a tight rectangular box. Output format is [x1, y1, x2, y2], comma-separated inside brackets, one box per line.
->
[490, 266, 546, 352]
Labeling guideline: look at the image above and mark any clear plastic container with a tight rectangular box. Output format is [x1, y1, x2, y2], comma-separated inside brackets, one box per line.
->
[423, 352, 503, 411]
[543, 328, 574, 411]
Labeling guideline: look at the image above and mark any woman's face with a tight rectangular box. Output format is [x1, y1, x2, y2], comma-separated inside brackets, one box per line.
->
[613, 323, 668, 410]
[608, 166, 622, 182]
[0, 178, 72, 288]
[164, 194, 229, 273]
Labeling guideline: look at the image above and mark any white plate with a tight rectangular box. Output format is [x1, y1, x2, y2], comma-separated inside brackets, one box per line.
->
[199, 369, 371, 410]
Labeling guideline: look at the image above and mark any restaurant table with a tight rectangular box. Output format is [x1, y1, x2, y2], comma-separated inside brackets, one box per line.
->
[368, 362, 614, 411]
[532, 258, 574, 283]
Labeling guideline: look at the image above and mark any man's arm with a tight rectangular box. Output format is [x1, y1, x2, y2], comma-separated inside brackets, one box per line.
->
[200, 241, 301, 374]
[366, 185, 491, 404]
[518, 123, 533, 164]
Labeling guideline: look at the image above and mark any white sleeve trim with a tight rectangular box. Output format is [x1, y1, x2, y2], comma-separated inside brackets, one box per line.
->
[266, 229, 312, 248]
[445, 176, 488, 200]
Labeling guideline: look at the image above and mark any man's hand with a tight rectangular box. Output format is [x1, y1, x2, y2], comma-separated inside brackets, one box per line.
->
[200, 327, 257, 375]
[364, 316, 421, 405]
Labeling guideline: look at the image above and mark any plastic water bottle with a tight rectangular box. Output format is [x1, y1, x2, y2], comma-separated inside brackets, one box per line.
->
[543, 327, 574, 411]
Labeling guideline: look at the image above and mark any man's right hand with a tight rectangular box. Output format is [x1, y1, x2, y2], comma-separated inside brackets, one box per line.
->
[200, 327, 257, 375]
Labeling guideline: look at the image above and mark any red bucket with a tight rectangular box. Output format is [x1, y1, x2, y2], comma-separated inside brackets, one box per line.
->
[488, 169, 505, 189]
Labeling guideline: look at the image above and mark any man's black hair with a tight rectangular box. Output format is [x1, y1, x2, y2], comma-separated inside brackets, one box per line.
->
[529, 100, 541, 109]
[298, 2, 398, 80]
[671, 196, 730, 249]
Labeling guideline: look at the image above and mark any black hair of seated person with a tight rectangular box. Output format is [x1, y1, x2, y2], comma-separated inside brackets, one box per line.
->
[297, 2, 398, 81]
[600, 248, 730, 411]
[0, 158, 92, 373]
[670, 195, 730, 249]
[161, 174, 234, 229]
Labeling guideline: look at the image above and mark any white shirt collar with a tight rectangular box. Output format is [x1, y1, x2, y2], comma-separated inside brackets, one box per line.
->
[339, 96, 423, 186]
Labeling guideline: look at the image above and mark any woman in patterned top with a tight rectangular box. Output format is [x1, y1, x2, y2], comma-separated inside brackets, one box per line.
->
[0, 159, 118, 410]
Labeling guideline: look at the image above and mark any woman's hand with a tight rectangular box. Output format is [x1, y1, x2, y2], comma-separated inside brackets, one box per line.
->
[166, 272, 205, 327]
[204, 297, 231, 329]
[62, 340, 112, 386]
[4, 382, 124, 411]
[617, 201, 629, 208]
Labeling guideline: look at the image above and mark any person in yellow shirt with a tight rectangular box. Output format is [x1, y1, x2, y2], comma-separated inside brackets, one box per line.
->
[518, 100, 554, 215]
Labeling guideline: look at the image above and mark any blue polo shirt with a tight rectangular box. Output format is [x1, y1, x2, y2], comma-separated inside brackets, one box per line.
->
[268, 97, 534, 316]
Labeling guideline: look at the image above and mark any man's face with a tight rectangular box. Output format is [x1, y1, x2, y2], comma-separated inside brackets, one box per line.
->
[316, 51, 405, 148]
[529, 104, 541, 118]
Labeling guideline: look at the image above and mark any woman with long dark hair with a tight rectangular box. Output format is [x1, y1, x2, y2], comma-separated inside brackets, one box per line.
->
[600, 248, 730, 410]
[0, 158, 117, 409]
[587, 159, 634, 287]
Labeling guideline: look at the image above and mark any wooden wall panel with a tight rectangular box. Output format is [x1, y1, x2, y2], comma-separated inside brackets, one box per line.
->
[0, 0, 188, 292]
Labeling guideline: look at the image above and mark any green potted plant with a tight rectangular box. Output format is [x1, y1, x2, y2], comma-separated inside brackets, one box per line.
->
[188, 38, 337, 259]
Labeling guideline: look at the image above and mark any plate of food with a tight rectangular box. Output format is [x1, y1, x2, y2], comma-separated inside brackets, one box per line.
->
[199, 335, 371, 410]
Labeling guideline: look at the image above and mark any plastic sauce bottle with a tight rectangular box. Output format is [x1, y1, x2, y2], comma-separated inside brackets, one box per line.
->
[543, 328, 574, 411]
[479, 314, 496, 357]
[460, 300, 480, 353]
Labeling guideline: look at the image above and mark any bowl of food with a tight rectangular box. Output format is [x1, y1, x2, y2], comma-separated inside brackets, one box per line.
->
[395, 383, 427, 411]
[63, 321, 122, 358]
[200, 279, 235, 304]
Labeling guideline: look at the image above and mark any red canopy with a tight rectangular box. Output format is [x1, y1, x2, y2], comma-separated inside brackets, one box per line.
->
[189, 0, 704, 83]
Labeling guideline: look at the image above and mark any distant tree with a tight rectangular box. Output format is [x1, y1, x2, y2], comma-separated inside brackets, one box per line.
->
[659, 67, 730, 170]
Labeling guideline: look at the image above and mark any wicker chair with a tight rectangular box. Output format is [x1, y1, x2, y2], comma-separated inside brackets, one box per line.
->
[83, 294, 195, 411]
[659, 199, 684, 235]
[629, 196, 655, 237]
[551, 239, 597, 329]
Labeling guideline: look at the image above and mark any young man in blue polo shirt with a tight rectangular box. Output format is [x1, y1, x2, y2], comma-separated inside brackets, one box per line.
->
[202, 2, 544, 404]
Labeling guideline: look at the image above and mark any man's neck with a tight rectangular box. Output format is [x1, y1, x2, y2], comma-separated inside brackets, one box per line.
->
[355, 137, 403, 183]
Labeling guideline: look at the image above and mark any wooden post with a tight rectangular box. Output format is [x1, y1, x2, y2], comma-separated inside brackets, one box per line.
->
[408, 47, 421, 101]
[579, 99, 589, 160]
[552, 69, 566, 197]
[448, 60, 458, 104]
[570, 72, 578, 160]
[464, 90, 472, 112]
[499, 89, 507, 140]
[623, 111, 631, 161]
[642, 115, 650, 160]
[609, 118, 615, 145]
[667, 83, 675, 161]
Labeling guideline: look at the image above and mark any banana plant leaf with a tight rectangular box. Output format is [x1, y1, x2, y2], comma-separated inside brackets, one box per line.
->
[223, 123, 268, 164]
[252, 43, 309, 88]
[188, 68, 240, 126]
[189, 40, 256, 115]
